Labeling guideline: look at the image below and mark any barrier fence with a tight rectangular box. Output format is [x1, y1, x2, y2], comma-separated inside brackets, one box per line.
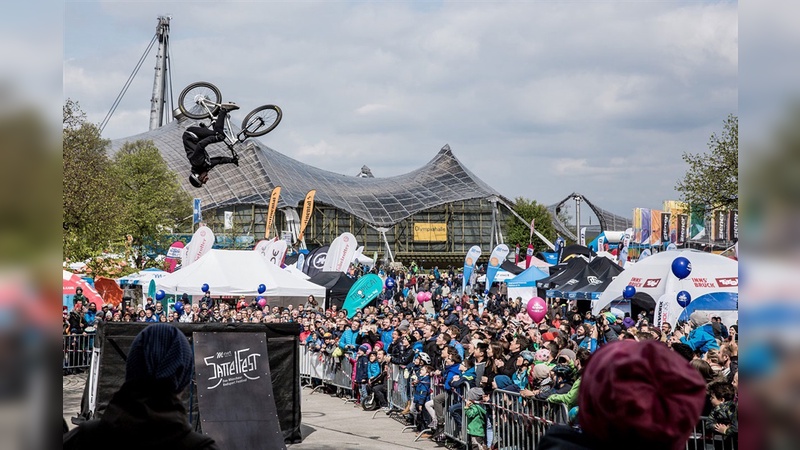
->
[292, 346, 738, 449]
[63, 334, 96, 371]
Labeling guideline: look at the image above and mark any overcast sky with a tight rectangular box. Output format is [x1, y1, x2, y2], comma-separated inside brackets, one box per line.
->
[63, 1, 738, 219]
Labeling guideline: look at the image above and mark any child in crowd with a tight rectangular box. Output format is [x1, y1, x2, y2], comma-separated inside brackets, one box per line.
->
[413, 364, 433, 431]
[706, 381, 738, 443]
[465, 387, 488, 450]
[354, 344, 371, 404]
[513, 351, 535, 390]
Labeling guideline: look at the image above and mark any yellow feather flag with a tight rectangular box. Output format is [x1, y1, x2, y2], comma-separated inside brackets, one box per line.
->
[265, 186, 281, 238]
[297, 190, 316, 242]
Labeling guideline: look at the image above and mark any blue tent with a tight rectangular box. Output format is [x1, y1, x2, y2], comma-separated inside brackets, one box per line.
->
[506, 266, 550, 288]
[677, 292, 739, 322]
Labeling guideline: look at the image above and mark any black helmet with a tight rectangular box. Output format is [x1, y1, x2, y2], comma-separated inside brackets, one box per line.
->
[189, 173, 203, 188]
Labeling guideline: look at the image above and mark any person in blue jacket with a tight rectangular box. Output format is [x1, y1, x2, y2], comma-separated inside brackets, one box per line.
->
[413, 364, 433, 431]
[677, 311, 720, 355]
[427, 350, 463, 440]
[339, 319, 362, 353]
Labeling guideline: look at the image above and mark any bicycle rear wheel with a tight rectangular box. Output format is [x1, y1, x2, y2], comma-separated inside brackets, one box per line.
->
[241, 105, 282, 137]
[178, 82, 222, 119]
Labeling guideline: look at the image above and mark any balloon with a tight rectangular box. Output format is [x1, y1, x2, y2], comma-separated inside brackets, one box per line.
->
[418, 297, 425, 305]
[258, 283, 266, 294]
[174, 301, 183, 313]
[671, 257, 692, 280]
[155, 290, 165, 301]
[526, 297, 547, 323]
[257, 297, 267, 308]
[623, 285, 636, 299]
[677, 290, 692, 308]
[385, 277, 396, 289]
[201, 283, 210, 293]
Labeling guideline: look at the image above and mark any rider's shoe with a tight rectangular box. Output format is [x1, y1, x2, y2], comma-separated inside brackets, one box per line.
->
[232, 154, 239, 167]
[219, 102, 240, 111]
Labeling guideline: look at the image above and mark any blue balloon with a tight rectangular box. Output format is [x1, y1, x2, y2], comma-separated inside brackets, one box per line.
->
[174, 301, 183, 313]
[258, 283, 267, 294]
[385, 277, 396, 289]
[671, 257, 692, 280]
[623, 285, 636, 299]
[155, 289, 165, 301]
[677, 290, 692, 308]
[201, 283, 210, 293]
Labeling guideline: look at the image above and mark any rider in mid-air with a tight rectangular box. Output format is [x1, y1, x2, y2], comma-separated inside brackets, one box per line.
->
[184, 102, 240, 188]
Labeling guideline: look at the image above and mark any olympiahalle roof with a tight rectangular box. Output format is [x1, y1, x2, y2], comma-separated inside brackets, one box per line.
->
[111, 118, 503, 228]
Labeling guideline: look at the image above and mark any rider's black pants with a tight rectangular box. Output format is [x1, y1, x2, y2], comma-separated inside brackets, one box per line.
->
[182, 109, 234, 174]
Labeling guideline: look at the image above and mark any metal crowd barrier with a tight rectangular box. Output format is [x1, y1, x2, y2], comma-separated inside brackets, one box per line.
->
[442, 384, 469, 446]
[490, 389, 569, 450]
[297, 346, 357, 401]
[686, 417, 737, 450]
[386, 363, 410, 413]
[63, 334, 95, 372]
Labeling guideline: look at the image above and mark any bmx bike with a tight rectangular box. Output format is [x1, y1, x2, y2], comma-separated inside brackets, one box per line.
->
[178, 81, 282, 152]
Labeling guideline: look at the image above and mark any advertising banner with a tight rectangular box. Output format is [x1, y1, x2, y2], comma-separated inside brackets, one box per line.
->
[224, 211, 233, 230]
[462, 245, 482, 293]
[661, 212, 671, 243]
[193, 198, 202, 224]
[265, 186, 281, 239]
[728, 210, 738, 241]
[484, 244, 510, 293]
[715, 210, 728, 241]
[193, 332, 285, 450]
[324, 232, 357, 273]
[297, 190, 316, 242]
[678, 214, 688, 244]
[640, 208, 651, 245]
[650, 209, 662, 246]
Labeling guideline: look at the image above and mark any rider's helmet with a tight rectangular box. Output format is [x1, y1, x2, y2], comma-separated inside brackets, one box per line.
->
[189, 174, 203, 188]
[418, 352, 432, 365]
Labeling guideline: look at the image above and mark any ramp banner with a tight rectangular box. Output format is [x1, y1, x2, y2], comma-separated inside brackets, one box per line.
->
[462, 245, 482, 294]
[324, 232, 357, 273]
[297, 190, 316, 243]
[265, 186, 281, 239]
[194, 332, 285, 450]
[484, 244, 509, 294]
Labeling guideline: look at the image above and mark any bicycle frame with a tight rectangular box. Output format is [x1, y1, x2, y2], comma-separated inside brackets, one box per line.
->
[195, 98, 247, 148]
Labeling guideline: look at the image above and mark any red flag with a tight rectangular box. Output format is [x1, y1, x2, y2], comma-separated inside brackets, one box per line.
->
[515, 244, 520, 265]
[525, 244, 534, 269]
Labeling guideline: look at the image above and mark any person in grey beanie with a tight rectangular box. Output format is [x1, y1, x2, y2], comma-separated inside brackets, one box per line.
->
[63, 324, 218, 449]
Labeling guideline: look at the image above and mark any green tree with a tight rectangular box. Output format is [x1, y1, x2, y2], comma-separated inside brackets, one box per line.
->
[111, 139, 191, 268]
[63, 99, 123, 260]
[676, 114, 738, 214]
[504, 197, 557, 252]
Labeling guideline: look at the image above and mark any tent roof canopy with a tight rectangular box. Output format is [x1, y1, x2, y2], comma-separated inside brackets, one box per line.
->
[112, 118, 504, 227]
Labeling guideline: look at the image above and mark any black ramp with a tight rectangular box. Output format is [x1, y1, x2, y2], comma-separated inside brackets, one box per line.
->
[194, 332, 285, 450]
[84, 322, 302, 444]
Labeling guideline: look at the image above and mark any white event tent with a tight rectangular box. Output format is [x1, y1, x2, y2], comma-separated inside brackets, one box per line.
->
[156, 249, 325, 308]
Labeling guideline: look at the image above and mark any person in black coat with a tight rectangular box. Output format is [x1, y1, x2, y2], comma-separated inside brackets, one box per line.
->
[63, 324, 218, 450]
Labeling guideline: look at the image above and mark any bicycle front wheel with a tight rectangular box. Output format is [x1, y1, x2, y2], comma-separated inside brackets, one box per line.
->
[178, 82, 222, 119]
[241, 105, 282, 137]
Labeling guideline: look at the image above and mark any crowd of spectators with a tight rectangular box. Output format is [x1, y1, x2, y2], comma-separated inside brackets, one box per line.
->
[63, 263, 739, 447]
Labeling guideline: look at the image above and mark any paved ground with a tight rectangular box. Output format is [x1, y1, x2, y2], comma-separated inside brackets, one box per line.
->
[63, 374, 440, 449]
